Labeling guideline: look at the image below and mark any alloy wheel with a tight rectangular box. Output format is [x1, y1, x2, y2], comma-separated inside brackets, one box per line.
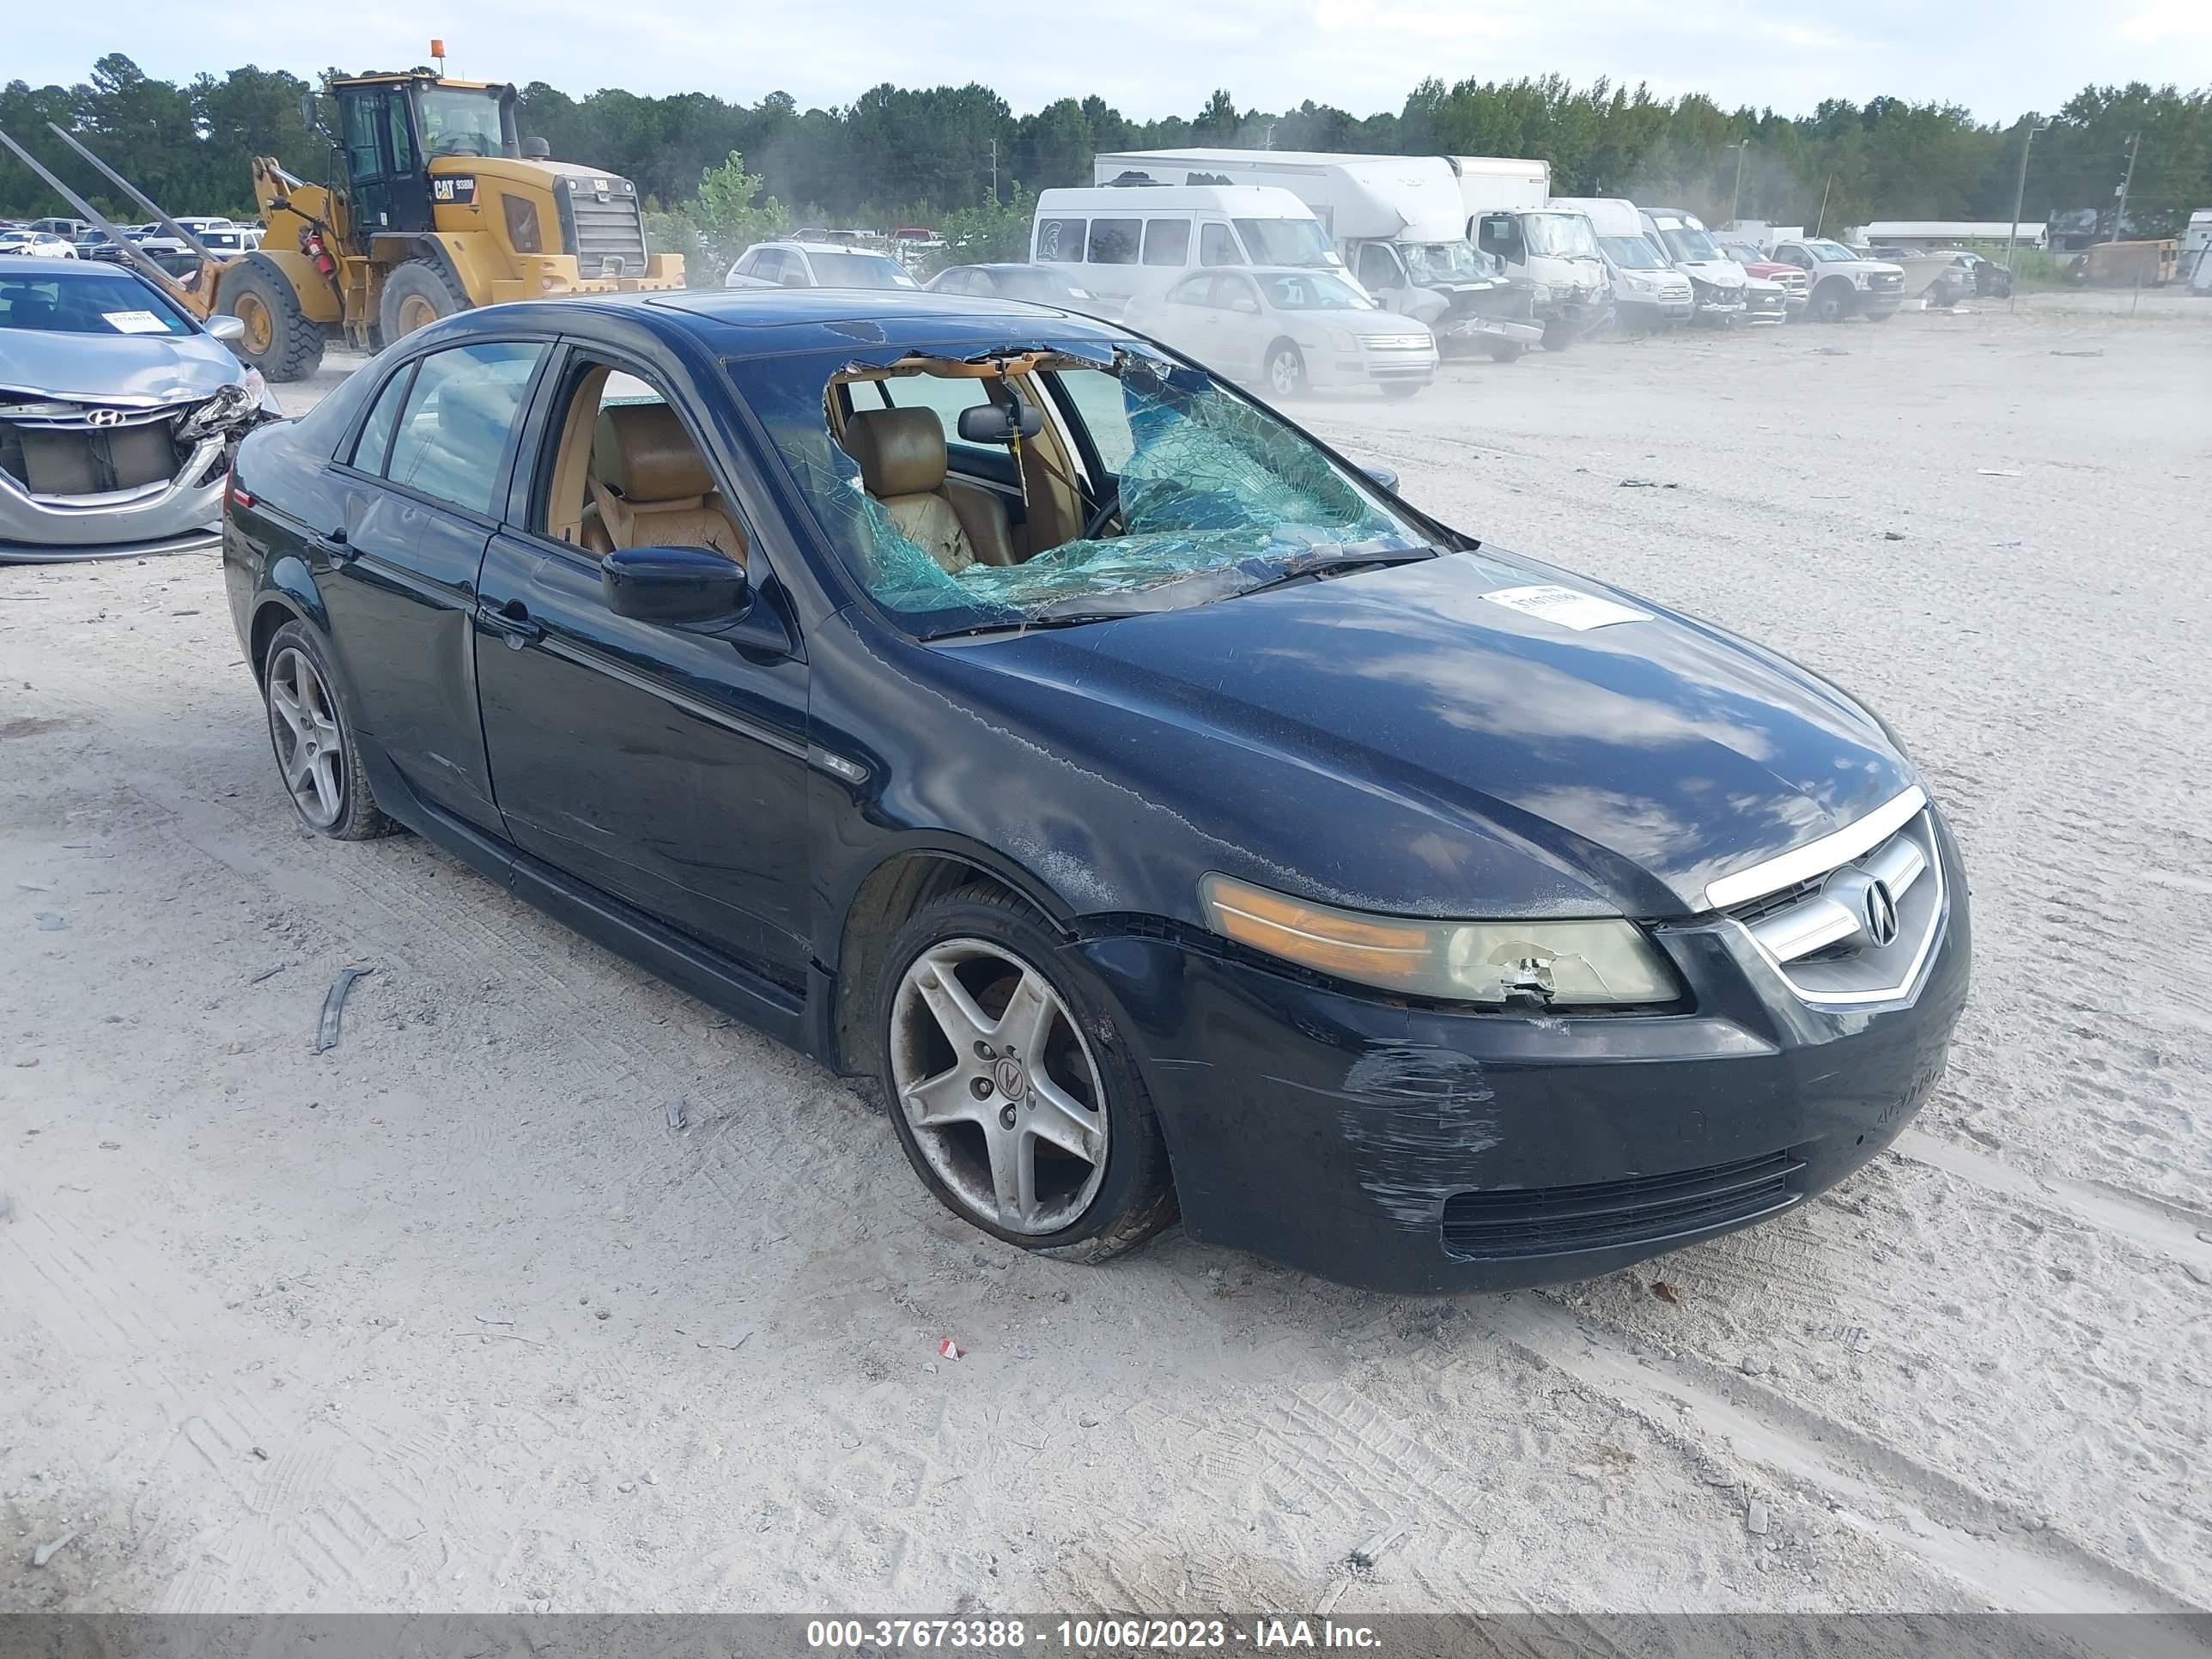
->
[266, 646, 345, 828]
[1268, 349, 1302, 395]
[888, 939, 1109, 1235]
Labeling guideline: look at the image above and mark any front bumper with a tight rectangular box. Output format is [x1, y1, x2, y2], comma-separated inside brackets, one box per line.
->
[1066, 814, 1970, 1293]
[1321, 347, 1440, 389]
[0, 436, 226, 553]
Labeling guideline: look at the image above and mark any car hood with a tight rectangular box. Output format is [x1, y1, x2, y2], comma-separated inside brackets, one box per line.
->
[1674, 259, 1747, 289]
[0, 329, 246, 406]
[947, 553, 1914, 919]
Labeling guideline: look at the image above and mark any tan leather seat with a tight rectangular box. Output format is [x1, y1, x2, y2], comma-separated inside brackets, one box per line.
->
[842, 406, 1018, 573]
[580, 403, 745, 563]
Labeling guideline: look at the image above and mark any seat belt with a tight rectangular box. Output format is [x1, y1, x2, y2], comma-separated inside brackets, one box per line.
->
[586, 474, 634, 550]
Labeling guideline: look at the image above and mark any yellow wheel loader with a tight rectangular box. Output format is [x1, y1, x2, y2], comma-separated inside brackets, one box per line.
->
[2, 74, 684, 382]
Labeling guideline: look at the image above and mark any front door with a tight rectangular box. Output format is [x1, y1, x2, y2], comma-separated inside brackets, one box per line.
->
[472, 352, 812, 984]
[320, 338, 550, 830]
[337, 85, 434, 235]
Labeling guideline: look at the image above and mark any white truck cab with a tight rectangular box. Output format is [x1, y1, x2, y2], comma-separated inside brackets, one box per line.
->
[1449, 158, 1612, 349]
[1090, 150, 1542, 360]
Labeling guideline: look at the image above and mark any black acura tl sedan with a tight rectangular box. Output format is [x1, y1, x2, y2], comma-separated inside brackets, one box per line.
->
[222, 287, 1968, 1293]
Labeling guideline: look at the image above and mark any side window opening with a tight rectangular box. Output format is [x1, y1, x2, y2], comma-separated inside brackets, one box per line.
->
[1143, 219, 1191, 267]
[1199, 222, 1243, 267]
[536, 358, 746, 566]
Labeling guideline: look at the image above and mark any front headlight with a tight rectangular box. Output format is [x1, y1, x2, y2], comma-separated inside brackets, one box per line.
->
[1851, 270, 1869, 289]
[1529, 283, 1553, 305]
[1328, 328, 1359, 350]
[1199, 874, 1679, 1006]
[502, 195, 544, 255]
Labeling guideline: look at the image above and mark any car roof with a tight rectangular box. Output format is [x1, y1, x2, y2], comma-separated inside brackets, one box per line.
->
[1, 252, 132, 271]
[771, 240, 894, 255]
[432, 287, 1133, 361]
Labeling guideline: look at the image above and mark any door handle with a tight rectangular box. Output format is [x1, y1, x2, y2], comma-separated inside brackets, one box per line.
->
[482, 600, 544, 648]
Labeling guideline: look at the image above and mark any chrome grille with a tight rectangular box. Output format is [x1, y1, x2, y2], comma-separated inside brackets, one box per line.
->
[1722, 802, 1945, 1006]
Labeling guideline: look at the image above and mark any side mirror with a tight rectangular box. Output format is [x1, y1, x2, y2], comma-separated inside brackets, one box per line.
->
[956, 400, 1043, 444]
[601, 546, 750, 625]
[1359, 463, 1399, 493]
[206, 313, 248, 345]
[521, 137, 551, 161]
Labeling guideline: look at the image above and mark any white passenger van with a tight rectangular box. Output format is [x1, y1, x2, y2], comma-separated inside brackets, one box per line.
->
[1029, 184, 1339, 314]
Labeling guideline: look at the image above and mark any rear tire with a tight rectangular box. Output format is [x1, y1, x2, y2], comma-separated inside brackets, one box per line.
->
[874, 885, 1176, 1263]
[261, 622, 395, 842]
[377, 258, 471, 346]
[1540, 319, 1575, 352]
[219, 257, 324, 382]
[1487, 340, 1527, 363]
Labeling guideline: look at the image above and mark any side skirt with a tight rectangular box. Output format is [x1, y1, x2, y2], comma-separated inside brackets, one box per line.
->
[357, 738, 820, 1057]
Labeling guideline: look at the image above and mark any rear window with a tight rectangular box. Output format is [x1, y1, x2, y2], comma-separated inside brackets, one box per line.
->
[0, 269, 194, 336]
[1035, 218, 1085, 263]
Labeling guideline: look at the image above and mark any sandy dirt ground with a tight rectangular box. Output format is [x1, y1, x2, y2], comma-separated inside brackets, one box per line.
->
[3, 293, 2208, 1618]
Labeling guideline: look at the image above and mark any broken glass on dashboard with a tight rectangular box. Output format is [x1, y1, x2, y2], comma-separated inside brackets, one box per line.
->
[728, 342, 1437, 638]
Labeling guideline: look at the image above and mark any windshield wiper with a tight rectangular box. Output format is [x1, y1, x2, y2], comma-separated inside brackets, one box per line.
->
[1226, 546, 1437, 600]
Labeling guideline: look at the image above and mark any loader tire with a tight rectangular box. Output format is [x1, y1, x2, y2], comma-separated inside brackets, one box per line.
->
[221, 257, 325, 383]
[378, 258, 471, 346]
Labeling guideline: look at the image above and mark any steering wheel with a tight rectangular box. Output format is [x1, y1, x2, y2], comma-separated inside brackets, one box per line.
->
[1080, 488, 1121, 542]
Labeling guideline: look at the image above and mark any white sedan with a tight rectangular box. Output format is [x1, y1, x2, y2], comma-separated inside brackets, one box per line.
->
[0, 231, 79, 259]
[1123, 266, 1437, 399]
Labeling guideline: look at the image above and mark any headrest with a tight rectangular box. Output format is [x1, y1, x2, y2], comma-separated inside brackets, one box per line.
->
[843, 405, 947, 498]
[591, 402, 714, 503]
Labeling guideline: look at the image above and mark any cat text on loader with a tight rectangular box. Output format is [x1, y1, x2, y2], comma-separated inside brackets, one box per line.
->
[0, 75, 684, 381]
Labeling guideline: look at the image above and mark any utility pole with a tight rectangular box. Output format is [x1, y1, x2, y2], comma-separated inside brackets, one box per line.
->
[988, 137, 998, 205]
[1814, 173, 1833, 237]
[1728, 139, 1747, 227]
[2004, 114, 2050, 306]
[2110, 131, 2140, 245]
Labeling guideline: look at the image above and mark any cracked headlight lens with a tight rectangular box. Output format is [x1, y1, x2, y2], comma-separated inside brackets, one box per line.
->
[1199, 873, 1679, 1006]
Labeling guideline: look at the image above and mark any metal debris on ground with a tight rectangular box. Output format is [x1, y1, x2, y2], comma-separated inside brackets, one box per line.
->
[1977, 468, 2024, 477]
[249, 963, 287, 984]
[1350, 1524, 1407, 1571]
[1618, 478, 1680, 489]
[31, 1530, 79, 1568]
[34, 912, 66, 931]
[313, 965, 374, 1054]
[939, 1338, 964, 1360]
[666, 1097, 688, 1132]
[1883, 531, 1908, 541]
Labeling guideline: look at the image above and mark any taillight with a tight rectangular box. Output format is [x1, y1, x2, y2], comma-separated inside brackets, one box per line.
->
[228, 478, 255, 511]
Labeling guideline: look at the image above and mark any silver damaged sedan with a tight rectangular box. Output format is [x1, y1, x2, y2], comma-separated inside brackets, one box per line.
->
[1, 256, 280, 562]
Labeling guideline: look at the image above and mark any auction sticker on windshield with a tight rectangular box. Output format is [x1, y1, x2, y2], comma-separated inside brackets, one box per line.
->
[102, 311, 168, 334]
[1481, 584, 1651, 630]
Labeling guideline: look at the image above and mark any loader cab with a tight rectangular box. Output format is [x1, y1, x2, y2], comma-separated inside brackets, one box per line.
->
[331, 76, 519, 236]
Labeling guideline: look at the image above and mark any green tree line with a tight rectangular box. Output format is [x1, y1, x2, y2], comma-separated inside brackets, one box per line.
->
[6, 53, 2208, 246]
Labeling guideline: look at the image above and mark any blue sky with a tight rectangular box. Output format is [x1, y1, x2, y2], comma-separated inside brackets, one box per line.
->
[33, 0, 2212, 122]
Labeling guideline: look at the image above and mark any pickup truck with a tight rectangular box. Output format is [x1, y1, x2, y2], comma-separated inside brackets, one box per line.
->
[1767, 237, 1906, 322]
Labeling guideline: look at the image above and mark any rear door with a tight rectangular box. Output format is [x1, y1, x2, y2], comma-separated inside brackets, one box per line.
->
[320, 338, 550, 830]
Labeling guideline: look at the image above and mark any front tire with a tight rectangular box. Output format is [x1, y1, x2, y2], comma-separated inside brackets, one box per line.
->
[876, 886, 1176, 1262]
[377, 258, 471, 345]
[1487, 340, 1527, 363]
[262, 622, 394, 841]
[1378, 381, 1424, 400]
[219, 256, 324, 382]
[1812, 281, 1851, 324]
[1540, 318, 1575, 352]
[1263, 339, 1307, 398]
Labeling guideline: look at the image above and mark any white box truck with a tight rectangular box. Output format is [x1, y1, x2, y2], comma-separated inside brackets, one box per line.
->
[1092, 149, 1542, 361]
[1446, 157, 1612, 348]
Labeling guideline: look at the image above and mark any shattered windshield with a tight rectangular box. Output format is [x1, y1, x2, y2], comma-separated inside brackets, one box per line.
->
[1523, 214, 1599, 258]
[730, 343, 1431, 639]
[1402, 241, 1490, 285]
[1656, 222, 1723, 263]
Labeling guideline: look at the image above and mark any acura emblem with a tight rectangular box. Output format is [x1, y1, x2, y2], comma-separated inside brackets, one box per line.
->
[87, 407, 127, 428]
[1861, 878, 1899, 948]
